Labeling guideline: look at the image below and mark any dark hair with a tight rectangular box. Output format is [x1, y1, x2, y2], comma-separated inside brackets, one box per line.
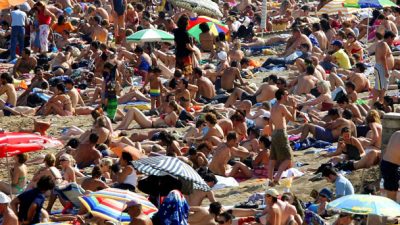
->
[327, 108, 339, 116]
[292, 26, 301, 33]
[121, 151, 133, 162]
[93, 15, 102, 24]
[312, 23, 321, 31]
[193, 67, 203, 76]
[275, 88, 287, 100]
[199, 22, 210, 33]
[66, 138, 80, 148]
[23, 48, 31, 56]
[218, 32, 226, 42]
[300, 43, 310, 51]
[197, 142, 210, 152]
[303, 27, 312, 36]
[177, 15, 189, 29]
[219, 212, 234, 222]
[337, 95, 349, 104]
[384, 96, 394, 107]
[36, 175, 55, 191]
[240, 58, 250, 65]
[355, 63, 366, 73]
[342, 109, 353, 119]
[92, 165, 102, 178]
[384, 30, 396, 39]
[277, 77, 287, 87]
[230, 61, 238, 67]
[259, 136, 271, 148]
[247, 127, 260, 138]
[16, 153, 28, 164]
[56, 83, 66, 94]
[226, 131, 237, 141]
[203, 173, 217, 184]
[58, 15, 65, 25]
[205, 113, 218, 125]
[268, 74, 278, 84]
[209, 202, 222, 215]
[1, 73, 13, 83]
[345, 81, 356, 90]
[89, 133, 99, 144]
[321, 167, 338, 177]
[134, 46, 144, 53]
[306, 65, 315, 75]
[91, 41, 100, 49]
[341, 127, 350, 133]
[320, 19, 331, 32]
[158, 131, 175, 145]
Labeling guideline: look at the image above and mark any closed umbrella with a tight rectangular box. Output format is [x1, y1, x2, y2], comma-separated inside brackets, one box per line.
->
[187, 16, 229, 42]
[90, 188, 158, 215]
[126, 29, 174, 43]
[327, 194, 400, 216]
[169, 0, 223, 18]
[132, 156, 211, 193]
[79, 196, 131, 224]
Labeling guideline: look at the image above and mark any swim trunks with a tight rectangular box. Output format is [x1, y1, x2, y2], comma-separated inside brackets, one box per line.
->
[270, 129, 293, 162]
[240, 92, 257, 105]
[149, 89, 161, 97]
[3, 103, 14, 116]
[374, 63, 388, 90]
[113, 0, 125, 16]
[314, 126, 336, 142]
[380, 159, 400, 191]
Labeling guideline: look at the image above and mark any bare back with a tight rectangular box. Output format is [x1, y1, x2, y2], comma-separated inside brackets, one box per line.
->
[383, 131, 400, 164]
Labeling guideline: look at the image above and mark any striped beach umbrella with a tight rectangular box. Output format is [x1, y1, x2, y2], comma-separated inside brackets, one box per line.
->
[317, 0, 362, 15]
[187, 16, 229, 42]
[126, 29, 174, 43]
[327, 194, 400, 216]
[79, 196, 131, 224]
[90, 188, 158, 215]
[132, 156, 211, 192]
[344, 0, 398, 8]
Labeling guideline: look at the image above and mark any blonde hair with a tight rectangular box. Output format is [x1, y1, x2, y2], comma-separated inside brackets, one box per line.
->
[101, 158, 113, 168]
[317, 81, 330, 94]
[366, 110, 381, 124]
[44, 153, 56, 167]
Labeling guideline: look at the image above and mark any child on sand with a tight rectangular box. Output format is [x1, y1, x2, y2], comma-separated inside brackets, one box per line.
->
[142, 66, 163, 110]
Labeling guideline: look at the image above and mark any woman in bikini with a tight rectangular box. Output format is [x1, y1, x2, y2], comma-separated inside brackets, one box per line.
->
[0, 153, 28, 195]
[344, 32, 364, 61]
[28, 153, 63, 189]
[190, 112, 225, 146]
[43, 83, 74, 116]
[116, 100, 179, 130]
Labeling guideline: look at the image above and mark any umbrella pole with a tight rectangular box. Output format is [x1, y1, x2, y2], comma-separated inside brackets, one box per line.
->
[366, 16, 370, 45]
[6, 154, 12, 198]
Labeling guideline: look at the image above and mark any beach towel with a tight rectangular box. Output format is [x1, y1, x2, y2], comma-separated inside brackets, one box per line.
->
[54, 182, 85, 211]
[152, 190, 189, 225]
[212, 175, 240, 190]
[123, 101, 151, 111]
[280, 168, 304, 178]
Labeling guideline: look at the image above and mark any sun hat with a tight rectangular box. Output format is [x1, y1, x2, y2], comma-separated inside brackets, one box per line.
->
[0, 192, 11, 204]
[262, 112, 270, 119]
[266, 188, 279, 198]
[217, 51, 227, 61]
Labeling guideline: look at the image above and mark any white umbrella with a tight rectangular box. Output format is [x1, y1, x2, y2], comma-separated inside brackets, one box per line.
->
[169, 0, 223, 18]
[126, 29, 174, 43]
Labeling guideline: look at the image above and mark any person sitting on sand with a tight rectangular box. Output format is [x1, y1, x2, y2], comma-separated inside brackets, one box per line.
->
[28, 153, 63, 189]
[42, 83, 74, 116]
[189, 202, 223, 225]
[65, 79, 93, 115]
[79, 115, 111, 145]
[0, 73, 17, 116]
[253, 136, 271, 174]
[0, 153, 28, 195]
[0, 192, 18, 224]
[336, 95, 364, 125]
[59, 154, 76, 183]
[321, 167, 354, 198]
[289, 65, 319, 95]
[297, 81, 335, 113]
[81, 166, 109, 191]
[186, 173, 217, 206]
[113, 152, 137, 192]
[336, 62, 370, 93]
[73, 133, 102, 169]
[12, 48, 37, 77]
[190, 113, 225, 146]
[187, 146, 208, 170]
[193, 67, 217, 104]
[116, 100, 179, 130]
[219, 61, 250, 93]
[17, 66, 49, 106]
[209, 131, 253, 178]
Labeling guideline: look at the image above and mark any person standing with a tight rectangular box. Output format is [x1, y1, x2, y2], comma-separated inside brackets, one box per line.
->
[173, 15, 195, 77]
[9, 6, 27, 61]
[268, 89, 296, 186]
[34, 1, 56, 53]
[373, 31, 395, 104]
[380, 131, 400, 201]
[111, 0, 127, 43]
[0, 192, 18, 225]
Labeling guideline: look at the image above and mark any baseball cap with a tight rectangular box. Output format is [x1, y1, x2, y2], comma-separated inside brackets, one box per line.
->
[123, 200, 141, 212]
[331, 40, 343, 48]
[266, 188, 279, 198]
[0, 192, 11, 204]
[319, 188, 332, 200]
[217, 51, 227, 61]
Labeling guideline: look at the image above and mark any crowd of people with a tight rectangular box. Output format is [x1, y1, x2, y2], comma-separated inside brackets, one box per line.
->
[0, 0, 400, 224]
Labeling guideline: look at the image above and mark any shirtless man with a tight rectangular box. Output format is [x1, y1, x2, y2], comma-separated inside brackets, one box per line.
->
[228, 41, 244, 63]
[264, 189, 282, 225]
[73, 133, 102, 169]
[0, 192, 18, 225]
[337, 95, 364, 125]
[0, 73, 17, 116]
[380, 131, 400, 201]
[43, 83, 74, 116]
[124, 200, 153, 225]
[298, 109, 357, 142]
[269, 89, 296, 186]
[312, 23, 328, 51]
[189, 202, 222, 225]
[220, 61, 248, 93]
[282, 27, 313, 57]
[373, 31, 395, 104]
[278, 198, 303, 225]
[291, 65, 318, 95]
[208, 132, 253, 178]
[193, 67, 216, 103]
[65, 79, 84, 109]
[186, 173, 217, 206]
[337, 62, 370, 93]
[224, 75, 279, 108]
[12, 48, 37, 77]
[81, 166, 109, 191]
